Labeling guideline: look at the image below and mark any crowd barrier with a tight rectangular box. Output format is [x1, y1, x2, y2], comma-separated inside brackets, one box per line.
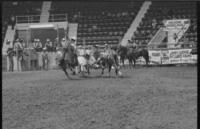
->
[5, 49, 60, 72]
[3, 46, 197, 72]
[137, 48, 197, 65]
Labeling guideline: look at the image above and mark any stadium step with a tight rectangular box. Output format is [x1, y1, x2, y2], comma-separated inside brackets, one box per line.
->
[121, 1, 151, 46]
[40, 1, 52, 23]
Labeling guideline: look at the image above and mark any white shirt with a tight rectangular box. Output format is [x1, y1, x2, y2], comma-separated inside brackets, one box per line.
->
[86, 49, 91, 55]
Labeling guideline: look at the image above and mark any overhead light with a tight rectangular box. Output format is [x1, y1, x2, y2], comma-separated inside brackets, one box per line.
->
[29, 24, 54, 28]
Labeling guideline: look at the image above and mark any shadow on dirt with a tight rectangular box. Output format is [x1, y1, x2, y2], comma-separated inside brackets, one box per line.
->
[63, 75, 130, 81]
[80, 75, 130, 79]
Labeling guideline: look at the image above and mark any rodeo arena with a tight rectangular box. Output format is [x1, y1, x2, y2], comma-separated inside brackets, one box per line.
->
[2, 1, 197, 129]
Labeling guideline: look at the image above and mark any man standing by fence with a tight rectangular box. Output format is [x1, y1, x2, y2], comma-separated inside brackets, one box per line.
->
[14, 38, 23, 71]
[34, 39, 43, 70]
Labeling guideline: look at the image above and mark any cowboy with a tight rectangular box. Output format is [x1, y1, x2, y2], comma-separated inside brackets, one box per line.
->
[70, 38, 76, 50]
[42, 47, 49, 70]
[54, 38, 59, 51]
[34, 39, 43, 52]
[19, 39, 27, 71]
[60, 37, 77, 65]
[91, 45, 101, 68]
[104, 44, 113, 58]
[92, 45, 100, 61]
[104, 44, 119, 70]
[70, 38, 78, 65]
[14, 38, 23, 71]
[44, 38, 52, 52]
[33, 39, 37, 49]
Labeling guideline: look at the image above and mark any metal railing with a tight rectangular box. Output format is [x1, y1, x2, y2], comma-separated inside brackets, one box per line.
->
[16, 14, 68, 24]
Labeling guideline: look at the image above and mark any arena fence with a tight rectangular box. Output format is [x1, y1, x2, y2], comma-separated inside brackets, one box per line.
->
[16, 14, 67, 24]
[3, 42, 197, 72]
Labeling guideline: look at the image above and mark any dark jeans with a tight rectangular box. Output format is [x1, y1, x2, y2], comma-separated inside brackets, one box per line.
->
[43, 57, 49, 70]
[31, 60, 37, 71]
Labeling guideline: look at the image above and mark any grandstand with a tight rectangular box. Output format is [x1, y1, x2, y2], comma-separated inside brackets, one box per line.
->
[2, 1, 197, 71]
[2, 1, 197, 48]
[133, 1, 197, 46]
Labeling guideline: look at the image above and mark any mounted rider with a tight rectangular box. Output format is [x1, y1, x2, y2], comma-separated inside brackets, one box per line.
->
[104, 44, 117, 58]
[60, 37, 78, 66]
[90, 45, 101, 68]
[91, 45, 100, 61]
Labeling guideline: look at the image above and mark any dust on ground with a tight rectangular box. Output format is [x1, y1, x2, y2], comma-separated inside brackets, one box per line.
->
[2, 66, 197, 129]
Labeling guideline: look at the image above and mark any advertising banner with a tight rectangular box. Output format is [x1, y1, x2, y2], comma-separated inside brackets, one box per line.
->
[191, 54, 197, 64]
[148, 50, 162, 65]
[164, 19, 190, 47]
[169, 49, 182, 64]
[164, 19, 190, 29]
[161, 50, 170, 64]
[180, 49, 192, 63]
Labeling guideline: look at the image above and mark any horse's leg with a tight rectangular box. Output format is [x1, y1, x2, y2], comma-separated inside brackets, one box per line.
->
[131, 59, 134, 69]
[128, 58, 132, 69]
[68, 64, 75, 75]
[146, 58, 149, 67]
[61, 64, 70, 79]
[121, 58, 124, 68]
[129, 59, 132, 69]
[108, 65, 112, 77]
[80, 65, 85, 77]
[115, 65, 119, 76]
[101, 67, 105, 76]
[87, 64, 90, 75]
[134, 59, 136, 67]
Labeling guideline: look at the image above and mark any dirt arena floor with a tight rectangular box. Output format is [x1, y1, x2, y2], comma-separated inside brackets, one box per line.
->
[2, 66, 197, 129]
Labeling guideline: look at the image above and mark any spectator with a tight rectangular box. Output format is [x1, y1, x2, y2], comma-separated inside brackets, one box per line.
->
[14, 38, 23, 71]
[34, 39, 43, 52]
[6, 40, 14, 72]
[20, 39, 26, 48]
[44, 38, 52, 52]
[19, 39, 26, 70]
[29, 39, 35, 49]
[54, 38, 59, 51]
[42, 48, 49, 70]
[49, 41, 54, 51]
[33, 38, 37, 48]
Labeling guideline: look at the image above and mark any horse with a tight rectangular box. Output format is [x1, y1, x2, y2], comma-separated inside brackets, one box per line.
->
[97, 50, 122, 77]
[77, 48, 122, 77]
[56, 46, 78, 79]
[127, 47, 149, 67]
[117, 45, 149, 68]
[116, 45, 128, 67]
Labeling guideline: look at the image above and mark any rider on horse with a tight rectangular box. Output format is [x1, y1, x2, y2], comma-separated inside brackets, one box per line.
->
[104, 44, 117, 58]
[60, 37, 78, 66]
